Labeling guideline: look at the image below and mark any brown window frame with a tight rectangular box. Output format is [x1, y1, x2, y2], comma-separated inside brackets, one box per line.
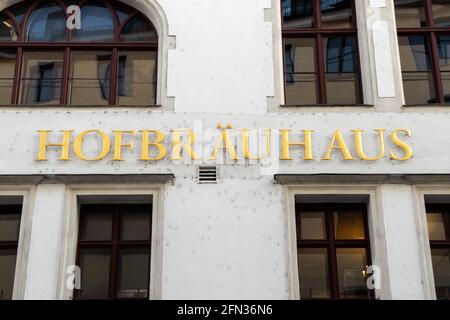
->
[0, 0, 158, 106]
[0, 204, 22, 301]
[396, 0, 450, 104]
[295, 202, 373, 300]
[281, 0, 363, 105]
[74, 203, 152, 300]
[425, 203, 450, 300]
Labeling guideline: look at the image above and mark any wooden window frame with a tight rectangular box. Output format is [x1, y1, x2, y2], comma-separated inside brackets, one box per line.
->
[0, 0, 158, 106]
[295, 202, 373, 299]
[281, 0, 363, 105]
[396, 0, 450, 104]
[74, 203, 152, 300]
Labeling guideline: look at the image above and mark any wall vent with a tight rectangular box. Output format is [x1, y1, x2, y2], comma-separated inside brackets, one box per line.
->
[198, 166, 218, 184]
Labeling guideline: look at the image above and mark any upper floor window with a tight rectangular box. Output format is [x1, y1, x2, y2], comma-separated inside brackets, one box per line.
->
[282, 0, 362, 105]
[396, 0, 450, 105]
[0, 0, 158, 106]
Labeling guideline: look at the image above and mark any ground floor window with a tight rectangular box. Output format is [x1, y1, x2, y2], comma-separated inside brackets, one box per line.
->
[74, 203, 152, 300]
[0, 204, 22, 300]
[426, 204, 450, 300]
[295, 203, 372, 299]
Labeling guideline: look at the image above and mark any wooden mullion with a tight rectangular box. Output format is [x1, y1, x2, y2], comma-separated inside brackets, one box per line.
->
[109, 48, 119, 105]
[11, 47, 23, 104]
[316, 34, 327, 104]
[430, 32, 445, 103]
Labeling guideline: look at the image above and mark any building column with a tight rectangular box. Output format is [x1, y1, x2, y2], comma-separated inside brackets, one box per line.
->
[379, 184, 425, 299]
[24, 184, 66, 300]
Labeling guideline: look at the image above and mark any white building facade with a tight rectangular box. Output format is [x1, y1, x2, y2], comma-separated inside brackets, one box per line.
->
[0, 0, 449, 300]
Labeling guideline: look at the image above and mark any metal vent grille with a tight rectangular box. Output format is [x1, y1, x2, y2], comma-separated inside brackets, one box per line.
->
[198, 166, 218, 184]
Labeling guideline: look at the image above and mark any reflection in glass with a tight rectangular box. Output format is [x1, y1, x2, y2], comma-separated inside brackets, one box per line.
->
[79, 248, 111, 299]
[117, 51, 157, 105]
[323, 36, 358, 104]
[0, 213, 20, 242]
[431, 249, 450, 300]
[25, 2, 66, 42]
[0, 250, 17, 300]
[427, 212, 450, 241]
[321, 0, 353, 29]
[398, 35, 436, 104]
[438, 35, 450, 102]
[282, 0, 314, 29]
[120, 14, 157, 42]
[433, 0, 450, 27]
[334, 210, 365, 240]
[69, 51, 112, 105]
[117, 248, 150, 299]
[80, 210, 113, 241]
[0, 13, 18, 41]
[336, 248, 368, 299]
[0, 50, 16, 105]
[284, 38, 317, 104]
[298, 211, 326, 240]
[120, 205, 152, 241]
[72, 1, 115, 42]
[20, 51, 63, 105]
[298, 248, 330, 299]
[6, 1, 27, 23]
[394, 0, 426, 28]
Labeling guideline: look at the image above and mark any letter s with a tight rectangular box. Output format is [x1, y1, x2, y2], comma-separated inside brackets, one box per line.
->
[390, 129, 413, 161]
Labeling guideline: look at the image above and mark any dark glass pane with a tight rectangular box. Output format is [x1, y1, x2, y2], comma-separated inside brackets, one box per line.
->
[298, 248, 331, 299]
[297, 211, 326, 240]
[282, 0, 314, 29]
[433, 0, 450, 27]
[395, 0, 427, 28]
[115, 4, 134, 24]
[20, 51, 63, 105]
[117, 51, 157, 105]
[427, 212, 450, 241]
[0, 213, 21, 242]
[72, 1, 115, 42]
[334, 210, 365, 240]
[323, 36, 358, 104]
[398, 35, 436, 104]
[120, 13, 157, 42]
[80, 206, 113, 241]
[25, 2, 67, 42]
[120, 204, 152, 241]
[321, 0, 353, 29]
[431, 249, 450, 300]
[438, 35, 450, 102]
[69, 51, 112, 105]
[0, 249, 17, 300]
[117, 248, 150, 299]
[0, 13, 18, 41]
[6, 1, 28, 23]
[336, 248, 369, 299]
[284, 38, 317, 104]
[0, 50, 16, 105]
[79, 248, 111, 299]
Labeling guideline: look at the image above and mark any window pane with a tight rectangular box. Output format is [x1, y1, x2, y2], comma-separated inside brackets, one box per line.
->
[427, 212, 450, 241]
[398, 35, 436, 104]
[336, 248, 369, 299]
[79, 248, 111, 299]
[117, 248, 150, 299]
[120, 204, 152, 241]
[0, 13, 18, 41]
[0, 214, 21, 242]
[395, 0, 427, 28]
[323, 36, 358, 104]
[120, 14, 157, 42]
[433, 0, 450, 27]
[72, 1, 115, 42]
[20, 51, 63, 105]
[25, 1, 67, 42]
[117, 51, 157, 105]
[334, 210, 365, 240]
[297, 211, 326, 240]
[0, 50, 16, 105]
[69, 51, 112, 105]
[298, 248, 330, 299]
[438, 35, 450, 102]
[80, 206, 113, 241]
[0, 250, 17, 300]
[321, 0, 353, 29]
[6, 1, 27, 24]
[282, 0, 314, 29]
[284, 38, 317, 104]
[431, 249, 450, 300]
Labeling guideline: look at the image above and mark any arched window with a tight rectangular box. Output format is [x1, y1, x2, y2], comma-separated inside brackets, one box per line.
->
[0, 0, 158, 106]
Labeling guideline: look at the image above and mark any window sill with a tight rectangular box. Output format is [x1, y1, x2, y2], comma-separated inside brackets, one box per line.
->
[403, 104, 450, 108]
[281, 104, 374, 108]
[0, 104, 162, 109]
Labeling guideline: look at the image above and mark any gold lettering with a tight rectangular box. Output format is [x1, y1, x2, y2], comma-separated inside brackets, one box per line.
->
[323, 130, 355, 161]
[140, 130, 167, 161]
[73, 130, 111, 161]
[241, 129, 271, 160]
[280, 130, 314, 160]
[37, 130, 73, 161]
[172, 129, 199, 160]
[112, 131, 136, 161]
[390, 129, 413, 161]
[210, 124, 239, 160]
[352, 129, 386, 161]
